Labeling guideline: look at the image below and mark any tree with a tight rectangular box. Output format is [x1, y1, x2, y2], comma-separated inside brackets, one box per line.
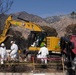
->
[0, 0, 13, 32]
[71, 11, 76, 24]
[0, 0, 13, 14]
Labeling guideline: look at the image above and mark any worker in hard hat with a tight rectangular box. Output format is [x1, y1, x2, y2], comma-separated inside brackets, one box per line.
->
[9, 41, 18, 60]
[37, 43, 49, 64]
[0, 43, 7, 64]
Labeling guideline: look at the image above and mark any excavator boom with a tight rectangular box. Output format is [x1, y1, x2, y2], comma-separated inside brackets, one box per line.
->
[10, 20, 42, 31]
[0, 15, 42, 43]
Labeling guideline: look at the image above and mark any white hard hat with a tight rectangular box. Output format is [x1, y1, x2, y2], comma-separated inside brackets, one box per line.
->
[1, 43, 5, 46]
[11, 41, 15, 43]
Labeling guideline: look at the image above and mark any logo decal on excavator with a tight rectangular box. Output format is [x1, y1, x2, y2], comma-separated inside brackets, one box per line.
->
[16, 22, 18, 25]
[22, 23, 25, 26]
[55, 41, 60, 49]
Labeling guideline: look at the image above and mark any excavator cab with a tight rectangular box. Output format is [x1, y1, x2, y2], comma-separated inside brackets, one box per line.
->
[27, 31, 47, 52]
[28, 31, 47, 47]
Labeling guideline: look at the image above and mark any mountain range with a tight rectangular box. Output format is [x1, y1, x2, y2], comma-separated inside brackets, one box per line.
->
[12, 11, 76, 37]
[0, 11, 76, 38]
[0, 11, 76, 49]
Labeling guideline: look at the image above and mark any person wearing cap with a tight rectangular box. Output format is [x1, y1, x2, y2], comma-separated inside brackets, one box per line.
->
[37, 43, 49, 64]
[0, 43, 7, 64]
[9, 41, 18, 60]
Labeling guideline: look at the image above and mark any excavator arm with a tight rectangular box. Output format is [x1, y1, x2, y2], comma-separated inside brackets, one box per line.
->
[0, 15, 12, 43]
[0, 15, 43, 43]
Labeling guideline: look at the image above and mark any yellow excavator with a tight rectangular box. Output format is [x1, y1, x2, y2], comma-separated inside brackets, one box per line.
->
[0, 15, 61, 54]
[0, 15, 42, 43]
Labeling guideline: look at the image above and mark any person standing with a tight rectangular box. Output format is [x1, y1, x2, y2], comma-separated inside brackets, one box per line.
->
[0, 43, 7, 64]
[9, 41, 18, 60]
[37, 43, 49, 64]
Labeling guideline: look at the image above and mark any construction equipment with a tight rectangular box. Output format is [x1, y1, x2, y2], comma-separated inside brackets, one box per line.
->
[0, 15, 63, 72]
[0, 15, 61, 55]
[0, 15, 42, 43]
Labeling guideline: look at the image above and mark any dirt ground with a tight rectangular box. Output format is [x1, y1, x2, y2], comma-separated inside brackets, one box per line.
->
[0, 62, 63, 73]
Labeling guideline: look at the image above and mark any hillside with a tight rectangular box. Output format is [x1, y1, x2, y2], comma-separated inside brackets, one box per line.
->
[48, 15, 76, 37]
[12, 11, 48, 26]
[12, 11, 76, 37]
[0, 11, 76, 49]
[1, 11, 76, 37]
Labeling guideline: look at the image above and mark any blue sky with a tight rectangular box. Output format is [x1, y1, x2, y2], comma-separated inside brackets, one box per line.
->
[8, 0, 76, 18]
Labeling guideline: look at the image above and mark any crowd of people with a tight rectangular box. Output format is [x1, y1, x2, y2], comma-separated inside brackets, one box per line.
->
[0, 41, 18, 64]
[0, 40, 49, 65]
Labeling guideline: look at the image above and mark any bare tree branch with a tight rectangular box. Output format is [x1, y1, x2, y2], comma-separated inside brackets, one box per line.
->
[0, 0, 13, 14]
